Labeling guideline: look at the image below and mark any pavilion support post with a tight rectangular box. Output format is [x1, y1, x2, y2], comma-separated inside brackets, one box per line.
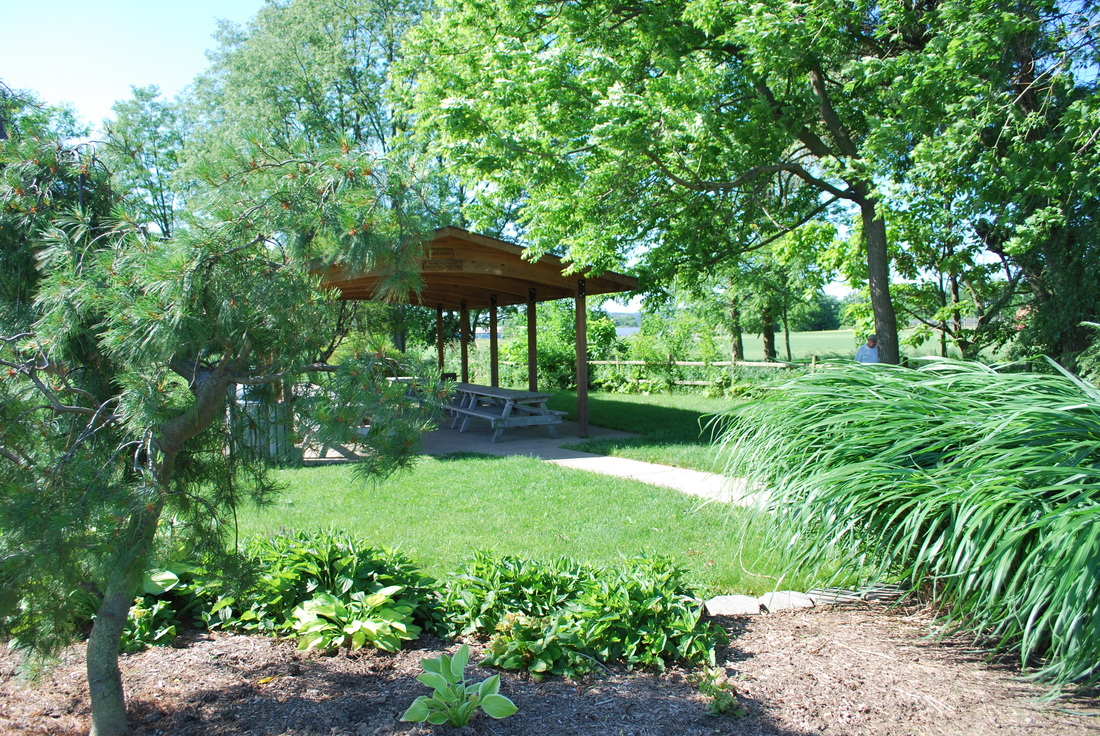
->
[460, 300, 470, 384]
[436, 304, 445, 376]
[527, 287, 538, 392]
[490, 295, 499, 387]
[575, 278, 589, 437]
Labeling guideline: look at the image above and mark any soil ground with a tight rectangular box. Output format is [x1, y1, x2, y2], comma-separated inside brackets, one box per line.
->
[3, 603, 1099, 736]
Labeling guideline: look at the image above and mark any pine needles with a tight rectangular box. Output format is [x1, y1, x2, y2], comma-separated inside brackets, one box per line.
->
[716, 359, 1100, 689]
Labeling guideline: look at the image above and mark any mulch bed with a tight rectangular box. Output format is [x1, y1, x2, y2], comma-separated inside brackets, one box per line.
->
[3, 602, 1099, 735]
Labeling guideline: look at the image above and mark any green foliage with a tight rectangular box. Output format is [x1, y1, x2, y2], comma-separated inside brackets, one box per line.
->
[208, 531, 436, 641]
[400, 644, 518, 726]
[120, 598, 179, 654]
[442, 553, 725, 679]
[107, 532, 436, 655]
[292, 587, 421, 652]
[716, 360, 1100, 688]
[1079, 324, 1100, 387]
[501, 301, 621, 389]
[437, 553, 594, 638]
[688, 667, 747, 718]
[103, 86, 184, 237]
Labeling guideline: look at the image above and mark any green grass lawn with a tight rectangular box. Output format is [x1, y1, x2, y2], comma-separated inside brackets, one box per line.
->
[241, 456, 812, 598]
[545, 390, 732, 472]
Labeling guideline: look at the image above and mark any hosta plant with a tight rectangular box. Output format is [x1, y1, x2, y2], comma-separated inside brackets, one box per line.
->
[448, 553, 724, 678]
[401, 644, 518, 726]
[292, 585, 421, 652]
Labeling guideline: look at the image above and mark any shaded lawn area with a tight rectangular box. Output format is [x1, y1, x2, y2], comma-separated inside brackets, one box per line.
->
[240, 455, 808, 598]
[545, 390, 731, 472]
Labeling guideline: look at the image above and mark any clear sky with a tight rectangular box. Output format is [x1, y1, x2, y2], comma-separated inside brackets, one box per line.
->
[0, 0, 267, 129]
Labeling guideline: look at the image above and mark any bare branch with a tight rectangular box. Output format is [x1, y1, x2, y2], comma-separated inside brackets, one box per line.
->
[0, 446, 31, 468]
[643, 149, 855, 200]
[232, 362, 338, 385]
[26, 372, 98, 416]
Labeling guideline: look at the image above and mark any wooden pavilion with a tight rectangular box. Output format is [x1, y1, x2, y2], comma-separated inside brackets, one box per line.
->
[319, 226, 638, 436]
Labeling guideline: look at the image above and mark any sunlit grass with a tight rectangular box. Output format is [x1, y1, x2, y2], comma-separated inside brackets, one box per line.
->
[238, 455, 815, 598]
[546, 390, 731, 472]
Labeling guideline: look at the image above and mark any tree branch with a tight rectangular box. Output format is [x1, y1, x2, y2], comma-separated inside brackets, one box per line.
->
[643, 149, 854, 200]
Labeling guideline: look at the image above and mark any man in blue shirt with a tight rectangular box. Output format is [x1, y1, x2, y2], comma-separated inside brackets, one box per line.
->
[856, 335, 879, 363]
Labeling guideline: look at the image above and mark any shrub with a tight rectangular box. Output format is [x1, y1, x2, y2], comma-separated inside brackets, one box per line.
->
[441, 553, 724, 678]
[716, 359, 1100, 688]
[437, 552, 595, 637]
[292, 587, 421, 652]
[126, 531, 437, 653]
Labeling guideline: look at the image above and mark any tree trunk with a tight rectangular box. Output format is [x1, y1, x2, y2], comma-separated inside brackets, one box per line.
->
[86, 503, 161, 736]
[761, 305, 777, 362]
[860, 200, 900, 364]
[782, 306, 792, 361]
[730, 303, 744, 362]
[938, 273, 948, 357]
[86, 574, 134, 736]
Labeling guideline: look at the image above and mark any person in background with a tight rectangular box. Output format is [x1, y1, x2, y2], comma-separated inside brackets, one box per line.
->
[856, 335, 879, 363]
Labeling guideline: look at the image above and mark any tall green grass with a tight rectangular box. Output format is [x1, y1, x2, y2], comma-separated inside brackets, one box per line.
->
[716, 359, 1100, 688]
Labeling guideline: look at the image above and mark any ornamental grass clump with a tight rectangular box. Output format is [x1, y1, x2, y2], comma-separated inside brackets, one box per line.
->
[716, 359, 1100, 688]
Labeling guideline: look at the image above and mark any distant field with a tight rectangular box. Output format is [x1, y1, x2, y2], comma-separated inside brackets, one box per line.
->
[734, 329, 959, 362]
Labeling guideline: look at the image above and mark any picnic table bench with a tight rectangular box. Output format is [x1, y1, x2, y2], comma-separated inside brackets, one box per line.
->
[449, 383, 565, 442]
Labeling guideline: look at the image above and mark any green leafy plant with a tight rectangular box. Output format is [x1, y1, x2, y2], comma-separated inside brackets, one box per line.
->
[292, 586, 421, 652]
[437, 553, 594, 637]
[120, 598, 178, 653]
[401, 644, 518, 726]
[689, 667, 747, 717]
[444, 553, 725, 679]
[119, 567, 189, 653]
[481, 612, 594, 679]
[200, 531, 437, 637]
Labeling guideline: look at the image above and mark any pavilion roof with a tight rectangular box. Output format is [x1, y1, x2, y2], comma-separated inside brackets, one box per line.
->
[319, 226, 637, 310]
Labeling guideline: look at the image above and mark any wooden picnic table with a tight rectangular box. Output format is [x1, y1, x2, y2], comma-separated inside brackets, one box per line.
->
[449, 383, 565, 442]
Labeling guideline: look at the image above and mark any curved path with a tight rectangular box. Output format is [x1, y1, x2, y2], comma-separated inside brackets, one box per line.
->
[420, 418, 754, 505]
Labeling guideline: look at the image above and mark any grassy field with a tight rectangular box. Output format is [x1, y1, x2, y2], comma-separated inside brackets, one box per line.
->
[736, 328, 958, 362]
[241, 457, 811, 598]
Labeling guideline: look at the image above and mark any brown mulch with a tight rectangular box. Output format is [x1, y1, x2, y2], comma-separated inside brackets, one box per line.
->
[3, 603, 1099, 736]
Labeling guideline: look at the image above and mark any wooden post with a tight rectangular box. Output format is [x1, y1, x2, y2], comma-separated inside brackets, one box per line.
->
[527, 287, 537, 391]
[490, 295, 499, 387]
[460, 299, 470, 383]
[576, 278, 589, 437]
[436, 304, 445, 375]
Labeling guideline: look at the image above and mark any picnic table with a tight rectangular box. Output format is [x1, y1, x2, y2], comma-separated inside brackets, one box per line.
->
[449, 383, 566, 442]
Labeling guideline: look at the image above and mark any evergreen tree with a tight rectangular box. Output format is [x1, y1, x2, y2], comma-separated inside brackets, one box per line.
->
[0, 88, 443, 736]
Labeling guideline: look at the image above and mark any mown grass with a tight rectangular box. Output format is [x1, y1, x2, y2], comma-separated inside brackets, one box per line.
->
[545, 390, 732, 472]
[725, 327, 983, 362]
[239, 455, 814, 598]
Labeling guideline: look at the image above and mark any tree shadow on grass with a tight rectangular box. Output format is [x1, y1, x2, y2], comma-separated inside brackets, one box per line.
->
[430, 451, 506, 462]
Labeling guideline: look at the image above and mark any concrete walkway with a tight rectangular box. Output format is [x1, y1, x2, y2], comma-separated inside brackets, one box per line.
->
[420, 419, 755, 505]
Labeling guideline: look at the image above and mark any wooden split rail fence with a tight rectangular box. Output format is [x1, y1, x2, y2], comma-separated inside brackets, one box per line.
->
[587, 359, 797, 387]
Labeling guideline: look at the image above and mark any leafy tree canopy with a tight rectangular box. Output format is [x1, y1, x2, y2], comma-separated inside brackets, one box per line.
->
[401, 0, 1100, 365]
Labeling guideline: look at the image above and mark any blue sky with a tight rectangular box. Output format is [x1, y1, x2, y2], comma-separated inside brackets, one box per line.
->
[1, 0, 267, 128]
